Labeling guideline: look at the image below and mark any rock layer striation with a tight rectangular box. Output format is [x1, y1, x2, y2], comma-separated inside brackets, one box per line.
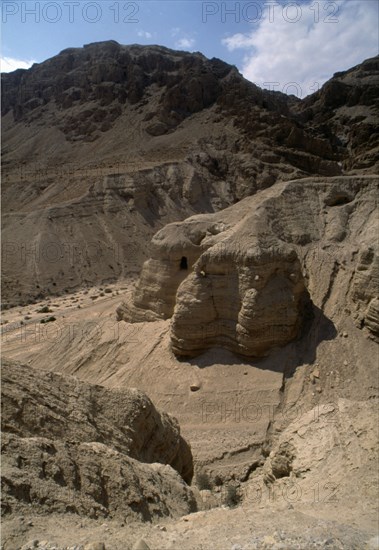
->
[1, 361, 195, 518]
[119, 176, 379, 356]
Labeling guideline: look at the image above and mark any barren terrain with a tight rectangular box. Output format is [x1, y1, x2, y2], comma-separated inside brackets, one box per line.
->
[1, 43, 378, 550]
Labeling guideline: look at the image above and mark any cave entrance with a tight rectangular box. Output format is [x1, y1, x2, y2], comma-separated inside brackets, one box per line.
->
[180, 256, 188, 270]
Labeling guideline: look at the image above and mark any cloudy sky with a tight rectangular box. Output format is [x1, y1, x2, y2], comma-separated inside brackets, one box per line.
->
[1, 0, 378, 97]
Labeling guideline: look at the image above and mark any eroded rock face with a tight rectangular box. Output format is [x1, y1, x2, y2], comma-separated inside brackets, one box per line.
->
[116, 219, 215, 322]
[350, 248, 379, 336]
[296, 55, 379, 173]
[170, 245, 310, 357]
[2, 434, 196, 520]
[119, 176, 379, 356]
[1, 361, 193, 482]
[1, 361, 195, 518]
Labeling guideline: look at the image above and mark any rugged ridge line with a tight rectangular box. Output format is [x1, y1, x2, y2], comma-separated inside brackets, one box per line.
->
[2, 44, 378, 306]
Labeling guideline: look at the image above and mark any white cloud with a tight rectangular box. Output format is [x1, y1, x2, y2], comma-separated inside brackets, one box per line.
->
[171, 27, 196, 50]
[222, 0, 379, 98]
[137, 30, 152, 39]
[1, 57, 35, 73]
[175, 37, 196, 50]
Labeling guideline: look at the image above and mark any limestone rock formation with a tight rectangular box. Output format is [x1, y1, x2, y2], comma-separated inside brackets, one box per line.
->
[2, 433, 195, 520]
[259, 398, 379, 503]
[116, 218, 219, 322]
[350, 248, 379, 335]
[1, 361, 195, 518]
[119, 176, 379, 356]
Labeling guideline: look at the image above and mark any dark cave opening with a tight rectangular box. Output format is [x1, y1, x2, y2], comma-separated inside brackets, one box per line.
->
[180, 256, 188, 270]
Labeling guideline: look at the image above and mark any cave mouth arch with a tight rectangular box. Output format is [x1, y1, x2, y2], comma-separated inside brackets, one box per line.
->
[180, 256, 188, 270]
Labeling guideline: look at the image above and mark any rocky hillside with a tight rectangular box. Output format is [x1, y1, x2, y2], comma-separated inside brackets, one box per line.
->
[2, 172, 378, 547]
[295, 55, 379, 172]
[1, 361, 195, 520]
[118, 175, 379, 356]
[2, 42, 378, 306]
[1, 42, 379, 550]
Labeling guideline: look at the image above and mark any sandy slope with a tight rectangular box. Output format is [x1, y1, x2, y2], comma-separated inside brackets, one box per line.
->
[2, 275, 378, 549]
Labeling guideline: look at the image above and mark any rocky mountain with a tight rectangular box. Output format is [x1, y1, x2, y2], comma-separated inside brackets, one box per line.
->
[2, 42, 378, 306]
[295, 55, 379, 172]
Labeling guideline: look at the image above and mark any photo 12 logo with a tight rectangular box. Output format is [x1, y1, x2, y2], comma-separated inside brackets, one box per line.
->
[263, 81, 320, 99]
[201, 399, 339, 424]
[240, 479, 339, 505]
[1, 241, 122, 266]
[2, 2, 140, 24]
[202, 1, 340, 24]
[1, 318, 141, 346]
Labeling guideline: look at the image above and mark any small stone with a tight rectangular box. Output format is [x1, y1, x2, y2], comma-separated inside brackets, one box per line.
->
[84, 543, 106, 550]
[313, 368, 320, 378]
[343, 360, 348, 366]
[254, 275, 260, 281]
[343, 332, 348, 338]
[27, 520, 33, 527]
[190, 384, 200, 392]
[132, 540, 150, 550]
[316, 387, 322, 393]
[159, 526, 167, 532]
[297, 426, 307, 437]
